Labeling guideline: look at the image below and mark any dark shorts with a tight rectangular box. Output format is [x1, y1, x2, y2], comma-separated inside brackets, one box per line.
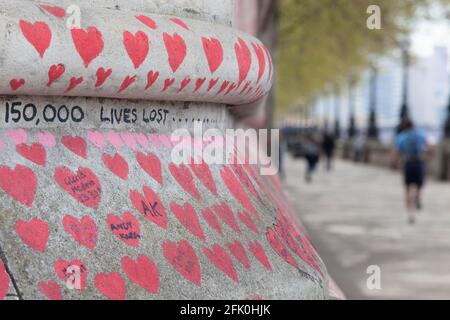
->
[404, 160, 425, 187]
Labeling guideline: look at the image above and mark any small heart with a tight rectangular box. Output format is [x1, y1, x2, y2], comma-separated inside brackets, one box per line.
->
[120, 132, 137, 150]
[38, 280, 63, 300]
[103, 153, 129, 180]
[135, 15, 157, 29]
[62, 215, 98, 250]
[177, 77, 191, 93]
[118, 75, 137, 93]
[64, 76, 83, 93]
[47, 64, 65, 87]
[266, 228, 298, 270]
[95, 67, 112, 88]
[216, 80, 230, 95]
[162, 240, 201, 286]
[170, 202, 205, 241]
[10, 79, 25, 91]
[212, 202, 240, 234]
[136, 152, 162, 185]
[227, 241, 251, 270]
[248, 240, 272, 271]
[0, 164, 37, 207]
[169, 163, 200, 200]
[202, 208, 222, 235]
[189, 160, 217, 195]
[194, 78, 206, 92]
[39, 4, 66, 18]
[134, 133, 148, 149]
[54, 259, 88, 290]
[107, 212, 141, 247]
[15, 218, 49, 252]
[162, 78, 175, 92]
[130, 186, 167, 229]
[203, 244, 239, 283]
[170, 18, 189, 30]
[238, 210, 258, 234]
[61, 136, 87, 158]
[225, 83, 237, 95]
[95, 272, 126, 300]
[145, 70, 159, 90]
[37, 131, 56, 148]
[207, 78, 219, 92]
[16, 143, 46, 166]
[87, 131, 105, 149]
[121, 255, 159, 294]
[106, 131, 123, 149]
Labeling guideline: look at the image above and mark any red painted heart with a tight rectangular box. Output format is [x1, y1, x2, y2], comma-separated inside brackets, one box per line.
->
[71, 26, 104, 68]
[136, 152, 162, 185]
[38, 280, 63, 300]
[9, 79, 25, 91]
[62, 215, 97, 250]
[16, 143, 46, 166]
[162, 78, 175, 92]
[121, 255, 159, 294]
[207, 78, 219, 92]
[95, 67, 112, 87]
[118, 75, 137, 93]
[0, 262, 9, 300]
[135, 15, 157, 29]
[238, 210, 258, 234]
[163, 33, 186, 73]
[170, 202, 205, 241]
[178, 77, 191, 93]
[61, 136, 87, 158]
[203, 244, 239, 283]
[107, 212, 141, 247]
[54, 166, 101, 209]
[162, 240, 201, 286]
[194, 78, 206, 92]
[234, 38, 252, 86]
[47, 64, 65, 87]
[202, 37, 223, 74]
[266, 228, 298, 270]
[54, 259, 88, 290]
[19, 20, 52, 58]
[189, 160, 217, 196]
[39, 4, 66, 18]
[227, 241, 251, 270]
[230, 163, 259, 199]
[202, 208, 222, 235]
[65, 76, 83, 93]
[15, 218, 49, 252]
[169, 163, 200, 200]
[145, 70, 159, 90]
[130, 186, 167, 229]
[95, 272, 126, 300]
[103, 153, 128, 180]
[170, 18, 189, 30]
[252, 43, 266, 83]
[249, 240, 272, 271]
[123, 31, 149, 69]
[212, 202, 240, 234]
[0, 164, 37, 207]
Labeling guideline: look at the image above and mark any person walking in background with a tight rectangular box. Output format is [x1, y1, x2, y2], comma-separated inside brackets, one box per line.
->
[393, 120, 430, 224]
[322, 130, 336, 171]
[303, 134, 320, 183]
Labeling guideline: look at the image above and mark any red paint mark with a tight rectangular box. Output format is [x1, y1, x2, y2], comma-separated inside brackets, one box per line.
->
[216, 80, 229, 96]
[225, 83, 237, 95]
[178, 77, 191, 93]
[170, 202, 205, 241]
[103, 153, 128, 180]
[194, 78, 206, 92]
[15, 218, 49, 252]
[135, 15, 157, 29]
[38, 280, 62, 300]
[202, 208, 222, 235]
[162, 78, 175, 92]
[227, 241, 251, 270]
[266, 228, 298, 270]
[61, 136, 87, 158]
[0, 164, 37, 207]
[64, 76, 83, 93]
[71, 27, 104, 68]
[95, 67, 112, 87]
[122, 255, 159, 294]
[162, 240, 201, 286]
[145, 70, 159, 90]
[62, 215, 97, 250]
[203, 244, 239, 283]
[169, 163, 200, 200]
[207, 78, 219, 92]
[249, 240, 272, 271]
[163, 33, 187, 73]
[212, 202, 240, 234]
[238, 210, 258, 234]
[252, 43, 266, 83]
[54, 166, 101, 209]
[16, 143, 46, 166]
[136, 152, 162, 185]
[202, 37, 223, 74]
[47, 64, 65, 87]
[118, 75, 137, 93]
[130, 186, 168, 229]
[221, 165, 258, 219]
[230, 163, 259, 199]
[234, 38, 252, 86]
[263, 45, 273, 80]
[239, 81, 251, 95]
[19, 20, 52, 58]
[107, 212, 141, 247]
[170, 18, 189, 30]
[189, 161, 217, 196]
[9, 79, 25, 91]
[95, 272, 126, 300]
[0, 261, 9, 300]
[39, 4, 66, 18]
[54, 259, 88, 290]
[123, 31, 149, 69]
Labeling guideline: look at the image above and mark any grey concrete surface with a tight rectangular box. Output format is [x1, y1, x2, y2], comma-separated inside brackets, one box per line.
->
[284, 156, 450, 300]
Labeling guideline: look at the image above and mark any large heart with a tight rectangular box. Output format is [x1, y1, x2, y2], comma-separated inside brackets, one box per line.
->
[130, 186, 167, 229]
[162, 240, 201, 286]
[0, 164, 37, 207]
[136, 152, 162, 185]
[54, 259, 88, 290]
[123, 30, 149, 69]
[212, 202, 240, 234]
[62, 215, 98, 250]
[227, 241, 251, 270]
[203, 244, 239, 283]
[107, 212, 141, 247]
[169, 163, 200, 200]
[121, 255, 159, 294]
[15, 218, 49, 252]
[170, 202, 205, 241]
[16, 143, 46, 166]
[163, 33, 186, 73]
[54, 166, 101, 209]
[248, 240, 272, 271]
[0, 261, 10, 300]
[237, 210, 258, 234]
[189, 161, 217, 196]
[19, 20, 52, 58]
[71, 27, 104, 68]
[102, 153, 129, 181]
[38, 280, 63, 300]
[95, 272, 126, 300]
[234, 38, 252, 86]
[201, 208, 222, 235]
[202, 37, 223, 74]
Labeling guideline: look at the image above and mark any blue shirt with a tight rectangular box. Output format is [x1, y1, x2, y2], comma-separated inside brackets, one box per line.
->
[395, 129, 427, 157]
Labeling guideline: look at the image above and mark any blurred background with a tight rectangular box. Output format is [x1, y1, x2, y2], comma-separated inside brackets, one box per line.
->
[235, 0, 450, 299]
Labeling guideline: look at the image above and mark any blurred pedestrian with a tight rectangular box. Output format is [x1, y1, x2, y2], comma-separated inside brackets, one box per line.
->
[303, 134, 320, 183]
[352, 131, 365, 162]
[393, 120, 430, 224]
[322, 130, 336, 171]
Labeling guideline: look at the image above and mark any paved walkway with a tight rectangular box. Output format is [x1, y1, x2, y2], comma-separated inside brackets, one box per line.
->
[284, 156, 450, 299]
